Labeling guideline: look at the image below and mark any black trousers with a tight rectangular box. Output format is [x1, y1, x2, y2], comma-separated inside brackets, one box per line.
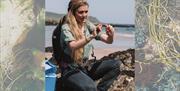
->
[56, 59, 121, 91]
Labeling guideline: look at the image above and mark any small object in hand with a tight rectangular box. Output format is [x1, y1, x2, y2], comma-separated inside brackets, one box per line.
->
[96, 25, 102, 33]
[96, 28, 101, 33]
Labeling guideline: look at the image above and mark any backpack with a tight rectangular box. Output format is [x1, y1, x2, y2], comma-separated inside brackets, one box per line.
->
[52, 16, 66, 66]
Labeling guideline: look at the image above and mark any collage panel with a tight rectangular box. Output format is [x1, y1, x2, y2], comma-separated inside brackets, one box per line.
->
[135, 0, 180, 91]
[0, 0, 45, 91]
[45, 0, 135, 91]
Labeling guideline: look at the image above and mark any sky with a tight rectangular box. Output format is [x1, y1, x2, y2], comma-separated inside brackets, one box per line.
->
[45, 0, 135, 24]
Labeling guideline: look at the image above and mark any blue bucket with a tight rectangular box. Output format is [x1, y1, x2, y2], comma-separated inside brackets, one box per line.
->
[45, 60, 57, 91]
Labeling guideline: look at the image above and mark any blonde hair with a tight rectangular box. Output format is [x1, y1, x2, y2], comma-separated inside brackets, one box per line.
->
[66, 0, 89, 64]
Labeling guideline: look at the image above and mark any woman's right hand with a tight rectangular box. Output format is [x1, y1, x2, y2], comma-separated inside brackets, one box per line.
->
[91, 25, 100, 38]
[96, 24, 103, 34]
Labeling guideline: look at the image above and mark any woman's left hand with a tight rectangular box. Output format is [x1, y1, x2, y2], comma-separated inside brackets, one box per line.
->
[106, 25, 114, 37]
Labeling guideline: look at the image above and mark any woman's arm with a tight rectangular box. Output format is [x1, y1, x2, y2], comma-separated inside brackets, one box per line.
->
[68, 35, 95, 51]
[62, 24, 96, 51]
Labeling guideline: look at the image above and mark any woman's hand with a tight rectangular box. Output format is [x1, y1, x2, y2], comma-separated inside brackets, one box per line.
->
[91, 30, 97, 38]
[95, 24, 114, 37]
[105, 24, 114, 37]
[91, 25, 100, 38]
[97, 24, 114, 44]
[96, 24, 103, 34]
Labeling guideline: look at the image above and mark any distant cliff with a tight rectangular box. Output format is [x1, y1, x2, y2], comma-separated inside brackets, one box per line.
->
[46, 12, 100, 25]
